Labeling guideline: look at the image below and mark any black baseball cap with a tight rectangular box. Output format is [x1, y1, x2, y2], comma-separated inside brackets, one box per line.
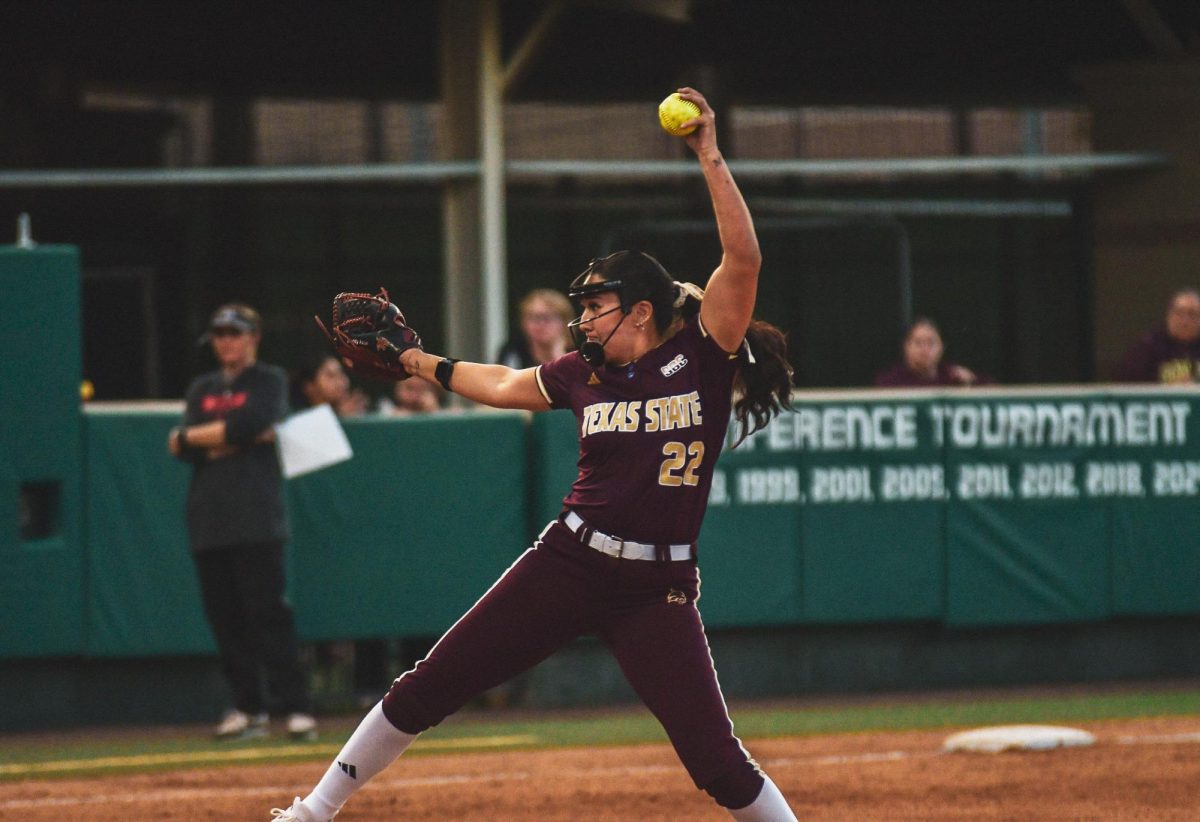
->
[198, 303, 261, 344]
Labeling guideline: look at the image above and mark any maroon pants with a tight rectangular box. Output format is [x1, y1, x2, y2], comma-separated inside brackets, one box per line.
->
[382, 521, 764, 808]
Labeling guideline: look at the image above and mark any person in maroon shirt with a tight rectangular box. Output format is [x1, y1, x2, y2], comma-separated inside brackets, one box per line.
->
[874, 317, 986, 388]
[270, 88, 797, 822]
[1116, 288, 1200, 383]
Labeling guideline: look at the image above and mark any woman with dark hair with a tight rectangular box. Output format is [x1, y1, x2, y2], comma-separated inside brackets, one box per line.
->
[289, 355, 367, 416]
[270, 88, 796, 821]
[874, 317, 986, 388]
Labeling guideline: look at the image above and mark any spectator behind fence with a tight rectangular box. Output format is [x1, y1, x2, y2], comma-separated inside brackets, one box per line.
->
[495, 288, 574, 369]
[290, 355, 368, 416]
[875, 317, 987, 388]
[168, 303, 317, 741]
[1116, 288, 1200, 384]
[378, 375, 444, 416]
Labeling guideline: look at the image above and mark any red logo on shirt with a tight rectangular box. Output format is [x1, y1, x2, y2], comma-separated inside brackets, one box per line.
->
[201, 392, 248, 414]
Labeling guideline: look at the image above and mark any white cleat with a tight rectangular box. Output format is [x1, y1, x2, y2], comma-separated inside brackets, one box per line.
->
[213, 709, 269, 740]
[286, 712, 318, 740]
[269, 797, 331, 821]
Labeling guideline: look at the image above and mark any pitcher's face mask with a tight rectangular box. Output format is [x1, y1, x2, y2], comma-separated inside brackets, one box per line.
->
[567, 274, 629, 366]
[566, 251, 673, 366]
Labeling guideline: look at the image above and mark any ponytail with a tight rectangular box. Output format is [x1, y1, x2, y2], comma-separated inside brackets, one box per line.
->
[731, 320, 793, 447]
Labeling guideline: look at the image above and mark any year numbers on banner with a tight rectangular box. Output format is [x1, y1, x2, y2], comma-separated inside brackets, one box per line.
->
[880, 465, 947, 501]
[1019, 462, 1079, 499]
[1153, 461, 1200, 496]
[810, 466, 874, 503]
[957, 463, 1013, 499]
[736, 468, 802, 504]
[1084, 462, 1144, 497]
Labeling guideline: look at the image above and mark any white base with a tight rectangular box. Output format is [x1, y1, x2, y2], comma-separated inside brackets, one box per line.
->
[943, 724, 1096, 753]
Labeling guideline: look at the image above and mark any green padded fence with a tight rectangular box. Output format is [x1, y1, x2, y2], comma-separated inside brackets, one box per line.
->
[83, 407, 207, 655]
[286, 413, 529, 642]
[695, 388, 1200, 628]
[6, 386, 1200, 661]
[515, 389, 1200, 629]
[0, 247, 84, 658]
[81, 410, 529, 657]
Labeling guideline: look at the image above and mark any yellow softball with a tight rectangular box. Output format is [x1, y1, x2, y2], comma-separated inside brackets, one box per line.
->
[658, 92, 701, 137]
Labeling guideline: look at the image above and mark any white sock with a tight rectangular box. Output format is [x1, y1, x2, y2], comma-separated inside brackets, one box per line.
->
[727, 775, 797, 821]
[300, 701, 417, 820]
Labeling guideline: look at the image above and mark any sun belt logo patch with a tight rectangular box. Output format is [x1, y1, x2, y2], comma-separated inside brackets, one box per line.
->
[660, 354, 688, 377]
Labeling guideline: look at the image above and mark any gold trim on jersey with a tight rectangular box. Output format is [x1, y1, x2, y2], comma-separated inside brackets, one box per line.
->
[534, 366, 554, 407]
[698, 314, 742, 358]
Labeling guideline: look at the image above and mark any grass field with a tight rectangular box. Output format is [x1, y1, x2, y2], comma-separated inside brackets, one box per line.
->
[4, 679, 1198, 781]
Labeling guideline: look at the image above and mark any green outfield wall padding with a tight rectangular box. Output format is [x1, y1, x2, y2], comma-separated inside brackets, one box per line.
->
[80, 409, 530, 656]
[83, 409, 212, 656]
[287, 413, 530, 641]
[792, 399, 945, 623]
[943, 441, 1112, 626]
[7, 388, 1200, 662]
[529, 410, 580, 529]
[1107, 398, 1200, 616]
[0, 246, 85, 657]
[935, 392, 1197, 625]
[696, 492, 805, 627]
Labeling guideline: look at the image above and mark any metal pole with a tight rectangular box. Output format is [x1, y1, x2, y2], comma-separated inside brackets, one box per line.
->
[478, 0, 507, 365]
[16, 213, 36, 248]
[0, 154, 1169, 189]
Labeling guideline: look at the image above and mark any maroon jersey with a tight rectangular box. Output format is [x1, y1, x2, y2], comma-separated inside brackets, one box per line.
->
[873, 361, 991, 387]
[536, 314, 739, 545]
[1116, 328, 1200, 383]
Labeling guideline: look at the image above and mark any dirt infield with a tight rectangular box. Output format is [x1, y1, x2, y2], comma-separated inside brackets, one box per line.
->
[2, 716, 1198, 820]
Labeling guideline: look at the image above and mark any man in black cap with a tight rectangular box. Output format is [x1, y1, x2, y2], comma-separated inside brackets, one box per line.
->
[169, 302, 317, 740]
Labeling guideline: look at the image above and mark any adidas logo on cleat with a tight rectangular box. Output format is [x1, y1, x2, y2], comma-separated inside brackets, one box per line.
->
[338, 760, 357, 779]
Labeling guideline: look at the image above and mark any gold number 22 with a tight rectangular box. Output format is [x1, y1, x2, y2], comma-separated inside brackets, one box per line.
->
[659, 441, 705, 487]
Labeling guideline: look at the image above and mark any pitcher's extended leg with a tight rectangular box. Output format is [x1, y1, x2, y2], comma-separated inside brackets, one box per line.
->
[301, 701, 416, 820]
[602, 575, 796, 818]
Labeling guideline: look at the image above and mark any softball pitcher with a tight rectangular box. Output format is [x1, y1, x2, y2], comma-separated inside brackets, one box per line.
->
[272, 87, 797, 821]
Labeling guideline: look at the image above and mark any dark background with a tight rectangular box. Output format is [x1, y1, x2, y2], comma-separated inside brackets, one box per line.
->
[0, 0, 1196, 396]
